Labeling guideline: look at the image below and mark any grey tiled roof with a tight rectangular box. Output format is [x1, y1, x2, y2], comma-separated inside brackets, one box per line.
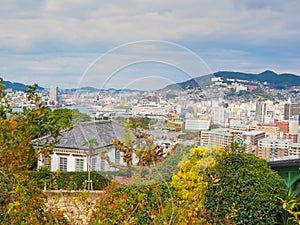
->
[32, 120, 125, 150]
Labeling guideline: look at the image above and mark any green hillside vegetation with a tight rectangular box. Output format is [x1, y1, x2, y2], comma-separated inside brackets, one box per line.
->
[164, 70, 300, 90]
[226, 87, 274, 101]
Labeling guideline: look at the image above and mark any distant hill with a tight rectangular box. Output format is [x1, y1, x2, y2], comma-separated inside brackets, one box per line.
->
[164, 74, 214, 90]
[164, 70, 300, 90]
[2, 80, 44, 91]
[62, 87, 145, 93]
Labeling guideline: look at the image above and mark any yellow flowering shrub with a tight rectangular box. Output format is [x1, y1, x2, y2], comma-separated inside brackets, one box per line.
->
[171, 146, 224, 224]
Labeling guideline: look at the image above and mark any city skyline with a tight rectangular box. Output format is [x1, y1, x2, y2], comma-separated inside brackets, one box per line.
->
[1, 1, 300, 90]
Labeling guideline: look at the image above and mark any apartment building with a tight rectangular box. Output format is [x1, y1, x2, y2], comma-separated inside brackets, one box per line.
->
[242, 130, 265, 146]
[201, 130, 233, 147]
[257, 138, 292, 161]
[289, 143, 300, 156]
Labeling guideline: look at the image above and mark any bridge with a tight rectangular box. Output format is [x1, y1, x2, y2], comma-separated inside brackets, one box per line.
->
[269, 158, 300, 196]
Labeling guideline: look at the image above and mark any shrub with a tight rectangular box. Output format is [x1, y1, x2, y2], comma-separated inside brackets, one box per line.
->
[203, 153, 287, 225]
[0, 172, 69, 224]
[90, 181, 174, 224]
[170, 146, 222, 224]
[29, 169, 110, 190]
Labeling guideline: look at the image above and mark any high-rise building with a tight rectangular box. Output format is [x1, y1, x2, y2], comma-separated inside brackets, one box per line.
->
[255, 102, 267, 123]
[284, 103, 300, 120]
[49, 85, 59, 106]
[289, 116, 299, 134]
[211, 100, 225, 126]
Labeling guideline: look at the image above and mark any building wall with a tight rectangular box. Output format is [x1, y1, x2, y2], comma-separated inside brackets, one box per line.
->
[201, 131, 233, 147]
[185, 119, 210, 131]
[257, 138, 292, 161]
[284, 103, 300, 120]
[289, 144, 300, 156]
[38, 147, 123, 172]
[255, 102, 267, 123]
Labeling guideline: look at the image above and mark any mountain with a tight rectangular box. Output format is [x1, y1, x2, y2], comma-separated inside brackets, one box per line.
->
[62, 87, 145, 94]
[164, 70, 300, 90]
[2, 80, 44, 91]
[164, 74, 214, 90]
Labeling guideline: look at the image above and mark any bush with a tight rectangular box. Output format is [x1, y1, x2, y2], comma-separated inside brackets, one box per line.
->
[0, 172, 69, 224]
[29, 169, 110, 190]
[90, 182, 174, 224]
[170, 146, 222, 224]
[203, 153, 287, 225]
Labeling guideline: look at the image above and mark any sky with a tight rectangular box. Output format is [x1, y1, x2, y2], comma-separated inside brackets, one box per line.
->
[1, 0, 300, 90]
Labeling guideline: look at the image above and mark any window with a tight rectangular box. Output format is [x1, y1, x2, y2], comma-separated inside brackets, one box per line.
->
[59, 157, 67, 171]
[75, 158, 84, 171]
[115, 149, 121, 164]
[100, 158, 106, 171]
[43, 157, 51, 169]
[91, 158, 97, 171]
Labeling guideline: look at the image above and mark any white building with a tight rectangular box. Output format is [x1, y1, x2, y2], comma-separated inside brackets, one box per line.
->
[185, 118, 210, 131]
[34, 121, 126, 172]
[49, 85, 59, 106]
[211, 100, 225, 126]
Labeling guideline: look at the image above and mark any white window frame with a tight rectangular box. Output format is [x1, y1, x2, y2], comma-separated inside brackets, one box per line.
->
[59, 157, 68, 171]
[75, 158, 84, 171]
[91, 157, 97, 171]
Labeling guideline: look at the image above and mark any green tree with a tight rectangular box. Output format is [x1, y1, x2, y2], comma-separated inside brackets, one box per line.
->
[203, 153, 287, 225]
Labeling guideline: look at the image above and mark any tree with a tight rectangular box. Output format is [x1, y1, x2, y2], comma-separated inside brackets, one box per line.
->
[0, 80, 67, 224]
[97, 119, 170, 181]
[203, 153, 287, 225]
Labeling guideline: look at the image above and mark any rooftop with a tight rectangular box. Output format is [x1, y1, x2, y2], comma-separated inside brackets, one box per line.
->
[244, 130, 265, 136]
[32, 120, 125, 150]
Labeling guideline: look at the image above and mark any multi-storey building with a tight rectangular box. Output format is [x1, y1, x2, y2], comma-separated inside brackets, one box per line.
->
[289, 143, 300, 156]
[49, 85, 59, 106]
[242, 130, 265, 146]
[284, 103, 300, 120]
[257, 138, 292, 161]
[255, 102, 267, 123]
[201, 130, 233, 147]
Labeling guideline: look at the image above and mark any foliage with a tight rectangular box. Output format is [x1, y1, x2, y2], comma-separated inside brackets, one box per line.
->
[279, 196, 300, 225]
[109, 119, 168, 172]
[128, 117, 151, 129]
[29, 169, 110, 190]
[0, 80, 67, 224]
[226, 87, 274, 102]
[277, 171, 300, 225]
[90, 181, 174, 225]
[0, 172, 69, 224]
[203, 153, 287, 225]
[45, 108, 91, 132]
[170, 146, 223, 224]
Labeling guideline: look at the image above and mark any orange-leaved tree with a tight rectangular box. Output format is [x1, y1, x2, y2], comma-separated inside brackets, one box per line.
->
[0, 78, 67, 224]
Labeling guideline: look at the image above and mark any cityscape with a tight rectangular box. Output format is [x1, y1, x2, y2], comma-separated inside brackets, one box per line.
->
[6, 70, 300, 165]
[1, 0, 300, 224]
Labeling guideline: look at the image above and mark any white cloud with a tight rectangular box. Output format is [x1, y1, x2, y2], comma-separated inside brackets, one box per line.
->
[0, 0, 300, 88]
[1, 0, 300, 48]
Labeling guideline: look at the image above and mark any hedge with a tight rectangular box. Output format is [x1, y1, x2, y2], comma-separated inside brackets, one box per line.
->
[29, 168, 110, 190]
